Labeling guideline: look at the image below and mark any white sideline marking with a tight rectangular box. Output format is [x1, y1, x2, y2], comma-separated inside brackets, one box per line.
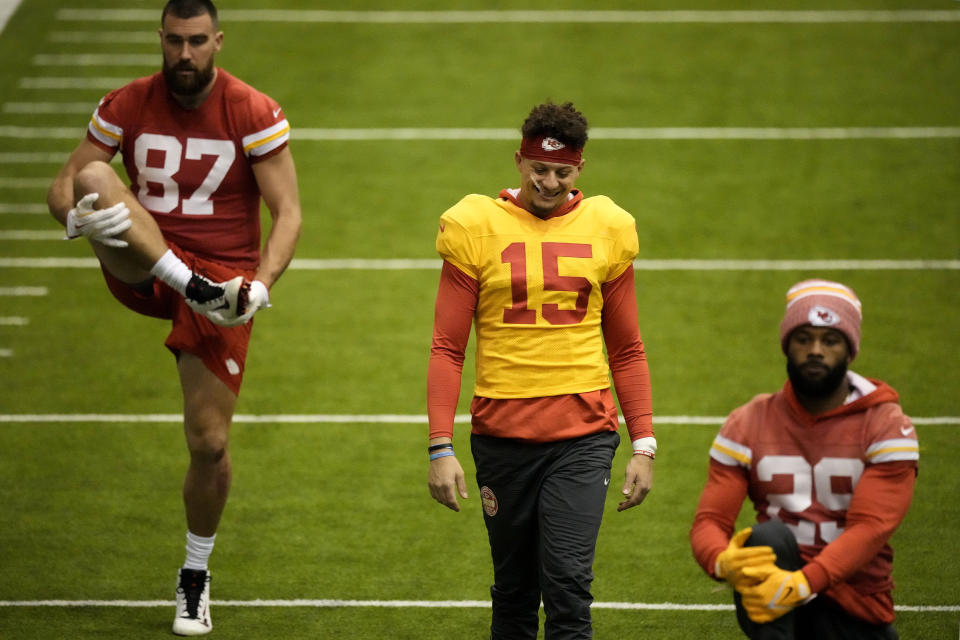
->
[0, 316, 29, 325]
[33, 54, 156, 66]
[54, 9, 960, 23]
[3, 258, 958, 271]
[0, 414, 955, 425]
[0, 599, 955, 611]
[0, 287, 47, 296]
[3, 126, 960, 141]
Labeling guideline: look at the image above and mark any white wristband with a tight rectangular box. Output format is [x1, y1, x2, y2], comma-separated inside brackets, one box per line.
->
[632, 437, 657, 458]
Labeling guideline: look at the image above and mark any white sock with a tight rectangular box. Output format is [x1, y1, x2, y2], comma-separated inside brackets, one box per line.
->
[183, 531, 216, 571]
[150, 249, 192, 295]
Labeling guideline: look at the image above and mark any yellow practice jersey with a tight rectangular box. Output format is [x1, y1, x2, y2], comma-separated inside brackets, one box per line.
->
[436, 193, 639, 399]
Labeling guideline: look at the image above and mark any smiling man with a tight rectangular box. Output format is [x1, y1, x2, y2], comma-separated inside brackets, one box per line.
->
[427, 101, 655, 639]
[46, 0, 301, 635]
[690, 279, 919, 640]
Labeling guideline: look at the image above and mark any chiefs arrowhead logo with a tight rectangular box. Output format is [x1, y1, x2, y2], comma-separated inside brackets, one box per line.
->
[808, 305, 838, 326]
[542, 137, 565, 151]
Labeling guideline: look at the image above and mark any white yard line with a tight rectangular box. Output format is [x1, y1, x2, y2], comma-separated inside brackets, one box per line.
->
[49, 31, 155, 43]
[1, 257, 958, 271]
[0, 152, 69, 164]
[0, 177, 53, 187]
[3, 102, 95, 113]
[0, 230, 63, 240]
[0, 203, 47, 214]
[19, 77, 132, 89]
[0, 0, 20, 34]
[0, 316, 29, 325]
[0, 126, 83, 139]
[0, 414, 955, 425]
[54, 9, 960, 24]
[0, 598, 955, 611]
[0, 286, 47, 296]
[291, 127, 960, 141]
[3, 125, 959, 141]
[32, 54, 156, 66]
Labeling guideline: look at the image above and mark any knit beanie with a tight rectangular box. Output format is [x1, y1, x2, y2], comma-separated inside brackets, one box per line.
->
[779, 279, 862, 359]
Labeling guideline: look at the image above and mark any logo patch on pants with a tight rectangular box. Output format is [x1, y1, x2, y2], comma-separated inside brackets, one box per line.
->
[480, 486, 498, 517]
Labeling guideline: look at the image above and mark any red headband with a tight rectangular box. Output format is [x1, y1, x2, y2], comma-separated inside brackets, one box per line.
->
[520, 135, 583, 165]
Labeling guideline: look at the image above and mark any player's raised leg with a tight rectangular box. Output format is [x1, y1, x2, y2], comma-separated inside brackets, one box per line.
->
[49, 152, 243, 323]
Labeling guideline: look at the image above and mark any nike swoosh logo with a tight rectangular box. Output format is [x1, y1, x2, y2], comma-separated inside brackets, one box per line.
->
[603, 478, 610, 486]
[273, 108, 282, 118]
[901, 425, 914, 436]
[439, 223, 445, 232]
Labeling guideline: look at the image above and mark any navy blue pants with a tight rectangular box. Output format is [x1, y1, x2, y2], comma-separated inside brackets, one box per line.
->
[735, 520, 898, 640]
[471, 430, 619, 640]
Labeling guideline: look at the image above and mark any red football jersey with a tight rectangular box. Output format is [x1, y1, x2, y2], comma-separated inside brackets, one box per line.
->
[87, 69, 290, 269]
[691, 372, 919, 624]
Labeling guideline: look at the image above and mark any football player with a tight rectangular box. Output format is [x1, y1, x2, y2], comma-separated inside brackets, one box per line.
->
[427, 101, 655, 639]
[690, 279, 918, 639]
[46, 0, 301, 634]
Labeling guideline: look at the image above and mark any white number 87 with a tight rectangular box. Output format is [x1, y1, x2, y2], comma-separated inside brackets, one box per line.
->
[757, 455, 864, 545]
[134, 133, 235, 215]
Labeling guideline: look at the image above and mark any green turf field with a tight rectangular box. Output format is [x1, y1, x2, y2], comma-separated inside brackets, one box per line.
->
[0, 1, 958, 638]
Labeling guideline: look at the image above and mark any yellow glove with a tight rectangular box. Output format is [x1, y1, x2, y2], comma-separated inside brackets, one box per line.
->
[739, 565, 814, 624]
[714, 527, 777, 589]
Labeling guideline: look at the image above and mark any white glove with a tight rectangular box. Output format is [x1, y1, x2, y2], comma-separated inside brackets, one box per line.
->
[206, 279, 270, 327]
[65, 192, 132, 248]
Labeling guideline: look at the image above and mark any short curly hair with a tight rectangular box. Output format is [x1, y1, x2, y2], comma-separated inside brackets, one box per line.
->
[521, 101, 589, 150]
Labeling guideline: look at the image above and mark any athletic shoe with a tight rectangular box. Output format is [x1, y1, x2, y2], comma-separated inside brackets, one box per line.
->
[184, 274, 249, 326]
[172, 568, 212, 636]
[183, 274, 228, 313]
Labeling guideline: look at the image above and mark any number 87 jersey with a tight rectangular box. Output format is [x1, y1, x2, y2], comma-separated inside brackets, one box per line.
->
[86, 69, 290, 269]
[436, 190, 639, 400]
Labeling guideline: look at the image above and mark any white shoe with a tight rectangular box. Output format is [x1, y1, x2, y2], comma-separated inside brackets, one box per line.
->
[172, 568, 212, 636]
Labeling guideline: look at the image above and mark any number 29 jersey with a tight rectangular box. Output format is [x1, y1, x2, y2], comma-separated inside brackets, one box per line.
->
[86, 69, 290, 269]
[436, 192, 639, 399]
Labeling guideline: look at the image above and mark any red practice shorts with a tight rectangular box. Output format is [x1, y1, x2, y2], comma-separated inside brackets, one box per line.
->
[101, 245, 256, 396]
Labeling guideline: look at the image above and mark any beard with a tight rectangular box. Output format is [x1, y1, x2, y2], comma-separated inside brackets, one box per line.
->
[787, 358, 849, 399]
[163, 59, 215, 96]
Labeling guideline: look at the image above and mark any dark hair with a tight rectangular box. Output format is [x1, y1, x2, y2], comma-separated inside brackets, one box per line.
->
[521, 101, 588, 150]
[162, 0, 219, 28]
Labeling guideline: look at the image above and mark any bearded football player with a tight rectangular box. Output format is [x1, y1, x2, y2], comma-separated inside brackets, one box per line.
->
[690, 279, 918, 640]
[46, 0, 301, 634]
